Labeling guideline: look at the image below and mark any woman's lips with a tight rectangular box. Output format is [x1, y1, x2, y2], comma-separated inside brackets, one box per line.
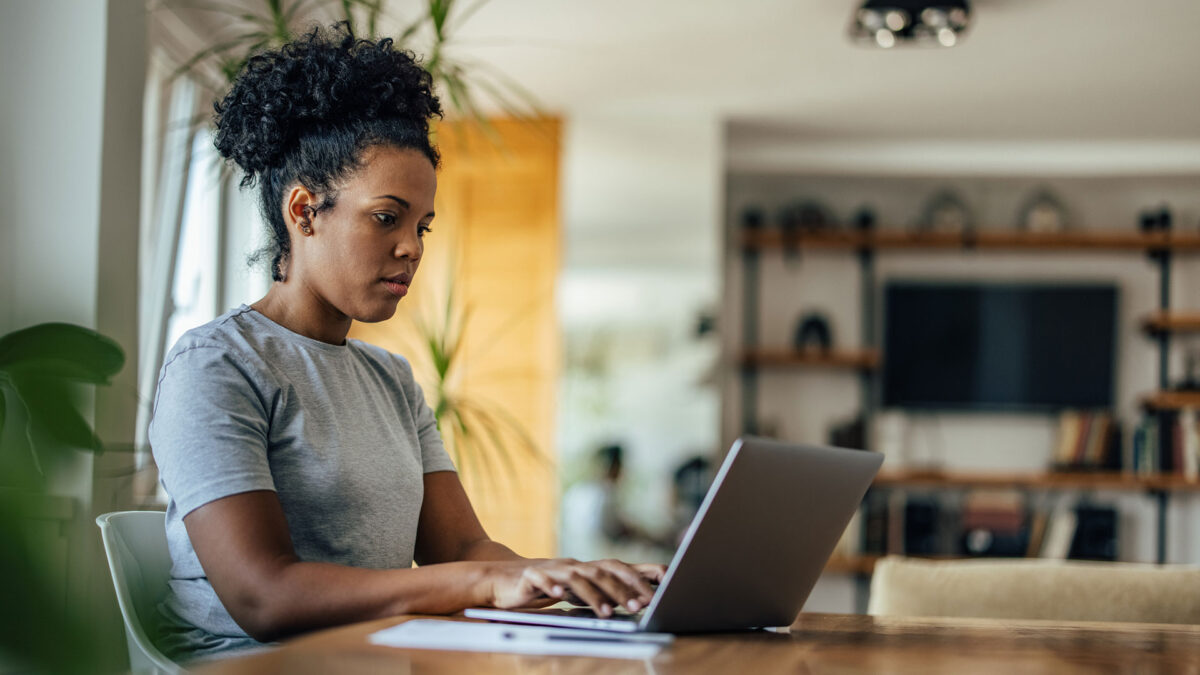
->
[383, 279, 408, 297]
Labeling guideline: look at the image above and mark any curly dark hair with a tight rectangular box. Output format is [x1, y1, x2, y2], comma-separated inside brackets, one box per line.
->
[213, 24, 443, 281]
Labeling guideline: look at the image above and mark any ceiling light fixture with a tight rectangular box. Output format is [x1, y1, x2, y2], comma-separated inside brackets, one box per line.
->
[850, 0, 971, 48]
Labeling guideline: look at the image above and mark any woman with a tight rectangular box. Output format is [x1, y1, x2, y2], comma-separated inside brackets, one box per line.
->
[149, 25, 663, 661]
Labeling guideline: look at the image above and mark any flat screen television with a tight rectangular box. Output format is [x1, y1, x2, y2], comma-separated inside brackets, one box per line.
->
[882, 281, 1117, 412]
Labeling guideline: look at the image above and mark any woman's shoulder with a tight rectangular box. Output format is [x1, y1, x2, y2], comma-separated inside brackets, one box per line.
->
[346, 339, 416, 379]
[165, 306, 260, 358]
[159, 306, 282, 382]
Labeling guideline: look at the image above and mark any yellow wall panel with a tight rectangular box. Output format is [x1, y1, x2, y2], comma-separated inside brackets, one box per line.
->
[350, 118, 561, 558]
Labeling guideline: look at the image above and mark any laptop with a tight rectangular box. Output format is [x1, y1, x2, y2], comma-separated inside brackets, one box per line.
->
[465, 436, 883, 633]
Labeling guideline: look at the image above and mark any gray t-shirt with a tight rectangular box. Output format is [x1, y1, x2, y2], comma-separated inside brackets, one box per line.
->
[148, 305, 456, 661]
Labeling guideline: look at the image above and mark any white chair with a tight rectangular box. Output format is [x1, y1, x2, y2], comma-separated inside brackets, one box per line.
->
[868, 555, 1200, 625]
[96, 511, 182, 674]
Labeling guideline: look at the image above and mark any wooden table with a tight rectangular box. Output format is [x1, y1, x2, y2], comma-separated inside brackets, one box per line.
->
[195, 613, 1200, 674]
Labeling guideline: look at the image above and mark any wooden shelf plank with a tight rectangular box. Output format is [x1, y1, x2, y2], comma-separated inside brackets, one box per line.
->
[1142, 312, 1200, 334]
[742, 230, 1200, 252]
[1142, 391, 1200, 411]
[824, 554, 880, 575]
[872, 470, 1200, 491]
[743, 348, 880, 370]
[823, 554, 975, 575]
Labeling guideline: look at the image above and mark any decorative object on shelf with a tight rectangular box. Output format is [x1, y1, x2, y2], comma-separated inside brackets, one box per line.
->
[1069, 504, 1118, 561]
[694, 309, 717, 339]
[853, 206, 877, 233]
[902, 497, 940, 555]
[747, 418, 781, 439]
[741, 206, 766, 230]
[779, 200, 836, 260]
[1139, 206, 1173, 233]
[960, 490, 1026, 557]
[793, 312, 834, 353]
[829, 415, 867, 451]
[917, 189, 972, 235]
[1173, 350, 1200, 392]
[1017, 188, 1070, 233]
[849, 0, 972, 49]
[779, 200, 837, 234]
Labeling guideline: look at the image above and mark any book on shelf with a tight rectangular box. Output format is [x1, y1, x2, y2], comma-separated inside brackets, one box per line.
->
[1068, 505, 1119, 561]
[1030, 502, 1118, 561]
[1132, 407, 1200, 478]
[1039, 505, 1077, 560]
[849, 486, 1127, 568]
[1025, 511, 1050, 557]
[834, 506, 864, 559]
[1053, 410, 1119, 470]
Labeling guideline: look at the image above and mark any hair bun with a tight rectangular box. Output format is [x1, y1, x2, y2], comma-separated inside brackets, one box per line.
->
[213, 24, 441, 180]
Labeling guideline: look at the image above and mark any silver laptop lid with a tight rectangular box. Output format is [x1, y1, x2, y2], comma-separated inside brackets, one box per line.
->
[639, 436, 882, 632]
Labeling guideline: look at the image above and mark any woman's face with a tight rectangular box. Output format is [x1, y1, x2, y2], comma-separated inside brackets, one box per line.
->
[288, 145, 437, 324]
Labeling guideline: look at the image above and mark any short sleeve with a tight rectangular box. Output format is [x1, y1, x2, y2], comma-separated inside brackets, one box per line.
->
[149, 345, 276, 517]
[397, 358, 457, 474]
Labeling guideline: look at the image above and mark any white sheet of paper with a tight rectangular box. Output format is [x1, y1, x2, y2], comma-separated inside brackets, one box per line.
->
[368, 619, 665, 660]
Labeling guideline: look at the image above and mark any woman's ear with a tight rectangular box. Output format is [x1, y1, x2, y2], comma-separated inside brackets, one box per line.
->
[283, 185, 318, 236]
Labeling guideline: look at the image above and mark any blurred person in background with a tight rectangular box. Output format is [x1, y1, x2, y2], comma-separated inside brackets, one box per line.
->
[668, 455, 714, 547]
[560, 444, 670, 561]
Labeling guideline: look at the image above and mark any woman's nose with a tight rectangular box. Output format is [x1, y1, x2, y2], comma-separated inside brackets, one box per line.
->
[393, 227, 423, 260]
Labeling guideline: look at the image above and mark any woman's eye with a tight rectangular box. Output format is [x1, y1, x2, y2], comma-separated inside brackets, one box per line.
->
[418, 224, 433, 238]
[374, 213, 396, 226]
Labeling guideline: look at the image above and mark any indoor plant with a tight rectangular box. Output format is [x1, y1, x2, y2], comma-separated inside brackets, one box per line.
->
[0, 323, 125, 673]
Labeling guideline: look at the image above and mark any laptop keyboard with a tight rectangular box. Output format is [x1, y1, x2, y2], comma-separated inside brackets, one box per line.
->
[534, 607, 643, 622]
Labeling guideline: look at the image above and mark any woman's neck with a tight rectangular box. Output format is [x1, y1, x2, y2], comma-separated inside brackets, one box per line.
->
[250, 283, 352, 345]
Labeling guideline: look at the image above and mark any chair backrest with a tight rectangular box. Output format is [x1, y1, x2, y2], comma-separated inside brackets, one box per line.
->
[96, 511, 181, 674]
[868, 555, 1200, 625]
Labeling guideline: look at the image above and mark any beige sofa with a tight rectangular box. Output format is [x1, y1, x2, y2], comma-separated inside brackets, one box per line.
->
[868, 556, 1200, 625]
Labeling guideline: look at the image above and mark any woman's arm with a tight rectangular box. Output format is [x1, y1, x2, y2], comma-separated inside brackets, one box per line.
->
[185, 478, 665, 643]
[413, 471, 524, 564]
[414, 471, 665, 615]
[183, 490, 496, 642]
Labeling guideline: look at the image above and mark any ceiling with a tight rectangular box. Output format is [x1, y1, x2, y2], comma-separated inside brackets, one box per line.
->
[420, 0, 1200, 143]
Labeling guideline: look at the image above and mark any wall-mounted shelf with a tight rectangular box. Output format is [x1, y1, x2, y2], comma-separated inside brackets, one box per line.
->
[742, 230, 1200, 252]
[824, 472, 1200, 577]
[1142, 391, 1200, 411]
[873, 470, 1200, 492]
[742, 348, 880, 370]
[737, 209, 1198, 571]
[1142, 312, 1200, 335]
[825, 554, 972, 576]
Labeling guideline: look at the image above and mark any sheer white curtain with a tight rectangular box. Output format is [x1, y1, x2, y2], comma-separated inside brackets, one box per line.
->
[134, 54, 269, 501]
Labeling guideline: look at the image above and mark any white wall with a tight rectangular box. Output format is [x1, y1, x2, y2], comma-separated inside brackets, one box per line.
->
[557, 113, 723, 544]
[0, 0, 143, 668]
[1, 0, 106, 333]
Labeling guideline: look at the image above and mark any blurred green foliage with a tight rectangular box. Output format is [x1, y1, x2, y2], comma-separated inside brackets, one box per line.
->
[165, 0, 542, 131]
[0, 323, 125, 673]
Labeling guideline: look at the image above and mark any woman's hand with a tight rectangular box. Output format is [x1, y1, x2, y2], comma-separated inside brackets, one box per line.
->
[486, 558, 666, 618]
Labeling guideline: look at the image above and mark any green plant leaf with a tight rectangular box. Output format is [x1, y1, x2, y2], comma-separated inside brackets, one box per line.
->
[459, 400, 519, 487]
[429, 0, 452, 40]
[166, 35, 260, 84]
[283, 0, 322, 26]
[10, 375, 103, 454]
[0, 323, 124, 384]
[394, 15, 424, 43]
[448, 0, 489, 34]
